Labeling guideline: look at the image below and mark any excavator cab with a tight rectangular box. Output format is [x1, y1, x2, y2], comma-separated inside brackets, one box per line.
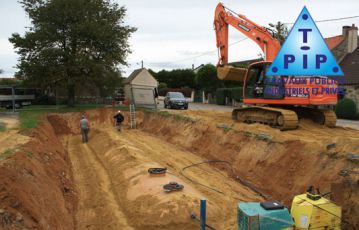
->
[244, 62, 285, 100]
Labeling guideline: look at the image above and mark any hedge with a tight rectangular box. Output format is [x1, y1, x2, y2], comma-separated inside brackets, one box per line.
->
[216, 88, 230, 105]
[230, 87, 244, 101]
[335, 98, 359, 120]
[158, 88, 193, 97]
[216, 87, 253, 105]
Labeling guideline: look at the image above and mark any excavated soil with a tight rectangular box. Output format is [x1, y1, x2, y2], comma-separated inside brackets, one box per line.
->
[0, 116, 76, 229]
[48, 109, 261, 230]
[145, 109, 359, 230]
[0, 108, 358, 229]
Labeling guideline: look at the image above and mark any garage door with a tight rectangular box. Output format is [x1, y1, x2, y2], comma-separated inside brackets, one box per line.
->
[131, 87, 157, 109]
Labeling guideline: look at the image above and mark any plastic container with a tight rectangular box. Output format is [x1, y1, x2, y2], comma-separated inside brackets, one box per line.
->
[238, 202, 294, 230]
[291, 194, 341, 229]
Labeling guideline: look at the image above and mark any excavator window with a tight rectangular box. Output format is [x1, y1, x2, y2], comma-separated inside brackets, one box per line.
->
[246, 68, 260, 99]
[245, 63, 285, 100]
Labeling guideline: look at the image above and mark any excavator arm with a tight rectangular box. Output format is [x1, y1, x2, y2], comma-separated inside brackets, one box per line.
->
[214, 3, 281, 66]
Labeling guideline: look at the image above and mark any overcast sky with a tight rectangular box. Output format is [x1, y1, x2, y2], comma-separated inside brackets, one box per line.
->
[0, 0, 358, 78]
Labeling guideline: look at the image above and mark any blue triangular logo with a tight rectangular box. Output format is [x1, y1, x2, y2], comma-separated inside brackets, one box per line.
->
[267, 6, 343, 76]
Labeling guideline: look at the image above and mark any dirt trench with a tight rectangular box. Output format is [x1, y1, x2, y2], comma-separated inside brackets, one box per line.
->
[46, 108, 358, 230]
[48, 109, 261, 230]
[1, 107, 357, 229]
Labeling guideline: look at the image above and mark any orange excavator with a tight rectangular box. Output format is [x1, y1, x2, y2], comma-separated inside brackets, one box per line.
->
[214, 3, 338, 130]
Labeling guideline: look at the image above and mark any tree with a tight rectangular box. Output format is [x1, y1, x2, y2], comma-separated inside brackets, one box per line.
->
[158, 82, 167, 90]
[195, 64, 224, 94]
[10, 0, 136, 106]
[269, 21, 288, 45]
[152, 69, 196, 88]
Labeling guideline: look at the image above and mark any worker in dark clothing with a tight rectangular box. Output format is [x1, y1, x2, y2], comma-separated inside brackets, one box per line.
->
[80, 115, 90, 143]
[113, 110, 124, 131]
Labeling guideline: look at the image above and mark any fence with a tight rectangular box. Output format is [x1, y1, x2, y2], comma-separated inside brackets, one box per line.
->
[0, 85, 112, 114]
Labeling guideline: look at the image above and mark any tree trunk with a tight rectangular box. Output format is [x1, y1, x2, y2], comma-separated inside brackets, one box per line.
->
[67, 84, 75, 107]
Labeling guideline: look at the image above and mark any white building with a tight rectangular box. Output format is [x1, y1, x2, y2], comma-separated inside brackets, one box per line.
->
[124, 68, 158, 108]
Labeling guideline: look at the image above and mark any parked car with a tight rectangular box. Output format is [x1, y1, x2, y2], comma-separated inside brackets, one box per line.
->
[5, 103, 22, 109]
[164, 92, 188, 109]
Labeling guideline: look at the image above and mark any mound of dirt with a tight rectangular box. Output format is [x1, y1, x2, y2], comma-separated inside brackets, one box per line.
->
[332, 179, 359, 230]
[0, 117, 76, 229]
[141, 110, 359, 229]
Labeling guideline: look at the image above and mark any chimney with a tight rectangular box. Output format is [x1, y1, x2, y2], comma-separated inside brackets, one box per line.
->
[342, 24, 358, 53]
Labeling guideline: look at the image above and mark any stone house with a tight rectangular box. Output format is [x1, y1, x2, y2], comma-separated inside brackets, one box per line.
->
[325, 24, 359, 109]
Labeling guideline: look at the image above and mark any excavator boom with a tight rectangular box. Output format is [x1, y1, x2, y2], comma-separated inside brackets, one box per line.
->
[214, 3, 281, 65]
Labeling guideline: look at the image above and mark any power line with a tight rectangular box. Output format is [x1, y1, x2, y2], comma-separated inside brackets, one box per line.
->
[316, 15, 359, 23]
[170, 37, 249, 64]
[145, 15, 359, 68]
[147, 15, 359, 67]
[284, 15, 359, 24]
[223, 3, 359, 25]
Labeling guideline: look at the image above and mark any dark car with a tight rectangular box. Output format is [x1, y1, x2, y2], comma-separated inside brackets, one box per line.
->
[5, 103, 22, 109]
[164, 92, 188, 109]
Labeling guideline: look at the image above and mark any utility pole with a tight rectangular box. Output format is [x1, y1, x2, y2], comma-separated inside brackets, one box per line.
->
[141, 60, 144, 68]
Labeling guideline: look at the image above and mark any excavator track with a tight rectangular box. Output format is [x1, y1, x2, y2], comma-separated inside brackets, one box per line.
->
[232, 106, 299, 131]
[292, 107, 337, 128]
[322, 110, 337, 127]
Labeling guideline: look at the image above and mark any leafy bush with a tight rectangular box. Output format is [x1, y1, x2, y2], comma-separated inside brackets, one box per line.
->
[335, 98, 359, 120]
[158, 88, 193, 97]
[158, 82, 167, 90]
[153, 69, 196, 88]
[196, 64, 224, 94]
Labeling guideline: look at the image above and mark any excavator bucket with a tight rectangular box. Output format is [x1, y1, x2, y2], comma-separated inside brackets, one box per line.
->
[217, 66, 247, 82]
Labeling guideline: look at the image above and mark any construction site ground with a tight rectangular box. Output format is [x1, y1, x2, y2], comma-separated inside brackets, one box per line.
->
[0, 107, 358, 229]
[158, 100, 359, 129]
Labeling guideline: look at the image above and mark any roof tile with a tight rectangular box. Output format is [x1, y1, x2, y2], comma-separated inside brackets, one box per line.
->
[325, 35, 344, 50]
